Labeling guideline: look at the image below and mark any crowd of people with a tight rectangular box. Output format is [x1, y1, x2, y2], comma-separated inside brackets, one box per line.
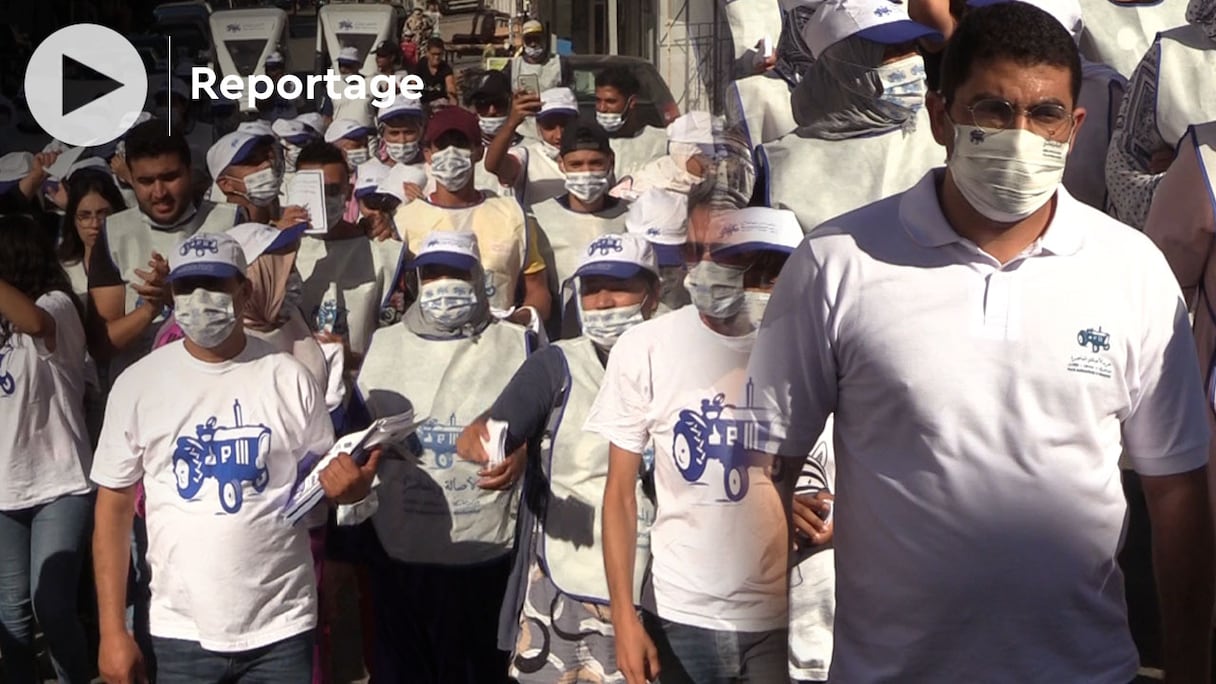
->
[3, 0, 1216, 682]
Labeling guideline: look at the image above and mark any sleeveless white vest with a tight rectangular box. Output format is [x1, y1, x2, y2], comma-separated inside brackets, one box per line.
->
[541, 338, 654, 604]
[358, 320, 531, 565]
[612, 126, 669, 179]
[523, 140, 567, 208]
[727, 75, 797, 147]
[762, 110, 943, 232]
[1078, 0, 1188, 78]
[529, 198, 628, 291]
[1066, 63, 1126, 210]
[1155, 24, 1216, 149]
[397, 197, 529, 312]
[510, 55, 562, 93]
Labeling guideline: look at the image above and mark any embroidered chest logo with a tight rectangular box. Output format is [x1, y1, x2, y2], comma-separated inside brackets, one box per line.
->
[1067, 326, 1114, 379]
[0, 341, 15, 396]
[415, 413, 463, 468]
[671, 380, 773, 502]
[171, 400, 272, 514]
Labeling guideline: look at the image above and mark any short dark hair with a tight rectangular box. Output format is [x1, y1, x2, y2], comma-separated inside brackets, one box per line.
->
[123, 120, 191, 168]
[595, 66, 640, 99]
[296, 140, 348, 169]
[940, 3, 1081, 104]
[426, 37, 445, 52]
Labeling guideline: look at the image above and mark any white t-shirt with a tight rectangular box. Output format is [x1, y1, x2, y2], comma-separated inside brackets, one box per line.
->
[0, 291, 92, 509]
[584, 305, 787, 632]
[746, 170, 1210, 681]
[91, 337, 335, 652]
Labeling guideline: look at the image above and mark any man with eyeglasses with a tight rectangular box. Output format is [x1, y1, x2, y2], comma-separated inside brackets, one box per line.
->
[746, 4, 1213, 682]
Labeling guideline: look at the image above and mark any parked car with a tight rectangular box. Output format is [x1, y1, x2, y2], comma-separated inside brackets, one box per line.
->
[564, 55, 679, 130]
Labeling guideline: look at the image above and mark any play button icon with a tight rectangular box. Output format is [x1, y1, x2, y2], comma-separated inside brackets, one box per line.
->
[24, 23, 148, 147]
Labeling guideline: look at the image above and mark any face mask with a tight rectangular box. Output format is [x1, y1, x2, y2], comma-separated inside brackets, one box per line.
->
[565, 170, 610, 203]
[174, 289, 238, 348]
[418, 278, 478, 329]
[524, 45, 546, 60]
[325, 191, 347, 227]
[282, 144, 302, 173]
[874, 55, 927, 115]
[741, 291, 771, 331]
[948, 125, 1069, 223]
[430, 146, 475, 192]
[581, 301, 645, 349]
[236, 166, 281, 207]
[386, 140, 419, 164]
[479, 116, 507, 138]
[344, 147, 370, 170]
[685, 260, 745, 319]
[596, 109, 626, 133]
[540, 139, 561, 160]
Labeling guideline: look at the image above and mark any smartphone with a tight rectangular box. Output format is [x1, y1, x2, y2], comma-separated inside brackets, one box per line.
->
[519, 74, 540, 98]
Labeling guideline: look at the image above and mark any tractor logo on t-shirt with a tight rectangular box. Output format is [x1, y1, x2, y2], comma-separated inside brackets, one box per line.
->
[171, 400, 272, 514]
[415, 413, 463, 469]
[1077, 327, 1111, 353]
[0, 340, 15, 396]
[671, 380, 773, 502]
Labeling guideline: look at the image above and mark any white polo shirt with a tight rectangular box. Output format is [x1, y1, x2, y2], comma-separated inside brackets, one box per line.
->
[746, 169, 1209, 682]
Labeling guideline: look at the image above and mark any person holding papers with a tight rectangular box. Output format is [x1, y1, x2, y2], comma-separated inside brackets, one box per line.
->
[353, 231, 535, 684]
[91, 232, 378, 684]
[454, 233, 662, 684]
[361, 94, 429, 206]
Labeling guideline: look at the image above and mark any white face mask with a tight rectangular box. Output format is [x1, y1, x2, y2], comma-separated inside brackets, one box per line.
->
[565, 170, 610, 203]
[282, 144, 302, 173]
[236, 166, 281, 207]
[386, 140, 420, 164]
[419, 278, 478, 329]
[523, 45, 545, 60]
[479, 116, 508, 138]
[685, 260, 745, 319]
[581, 301, 645, 349]
[540, 140, 561, 160]
[344, 147, 370, 170]
[174, 289, 238, 348]
[948, 125, 1069, 223]
[596, 110, 626, 133]
[874, 55, 927, 115]
[430, 146, 475, 192]
[741, 290, 771, 331]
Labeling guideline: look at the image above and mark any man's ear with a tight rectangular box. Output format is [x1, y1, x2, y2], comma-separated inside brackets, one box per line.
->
[627, 96, 637, 112]
[926, 91, 954, 152]
[1067, 106, 1088, 153]
[557, 157, 567, 174]
[216, 175, 238, 195]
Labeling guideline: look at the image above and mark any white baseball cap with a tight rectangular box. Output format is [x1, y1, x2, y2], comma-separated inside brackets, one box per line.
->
[574, 233, 660, 280]
[412, 231, 481, 272]
[966, 0, 1083, 40]
[0, 152, 33, 192]
[169, 232, 248, 281]
[711, 207, 803, 257]
[538, 87, 578, 121]
[325, 118, 374, 144]
[355, 161, 391, 198]
[207, 130, 274, 180]
[266, 50, 286, 66]
[625, 189, 688, 266]
[227, 222, 307, 263]
[237, 120, 275, 137]
[337, 46, 361, 65]
[271, 118, 315, 146]
[803, 0, 941, 58]
[378, 93, 425, 123]
[522, 19, 545, 35]
[297, 113, 328, 137]
[667, 111, 715, 146]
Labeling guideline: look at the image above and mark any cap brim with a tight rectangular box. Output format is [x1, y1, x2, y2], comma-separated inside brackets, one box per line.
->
[575, 261, 647, 280]
[168, 262, 244, 282]
[855, 20, 942, 45]
[537, 107, 577, 121]
[412, 252, 478, 272]
[652, 244, 683, 268]
[231, 135, 273, 166]
[712, 242, 796, 258]
[266, 223, 307, 253]
[340, 126, 374, 141]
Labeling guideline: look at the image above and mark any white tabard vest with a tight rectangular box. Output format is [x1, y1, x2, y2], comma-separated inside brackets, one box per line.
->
[724, 0, 783, 59]
[358, 320, 531, 565]
[761, 110, 944, 232]
[529, 197, 628, 291]
[541, 338, 654, 604]
[612, 126, 669, 179]
[510, 55, 563, 93]
[1155, 24, 1216, 149]
[1078, 0, 1188, 78]
[396, 197, 529, 312]
[294, 235, 406, 357]
[522, 139, 566, 208]
[1066, 62, 1127, 210]
[104, 202, 239, 375]
[727, 74, 797, 147]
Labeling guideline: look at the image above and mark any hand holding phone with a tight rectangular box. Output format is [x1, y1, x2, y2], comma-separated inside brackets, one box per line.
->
[519, 74, 540, 98]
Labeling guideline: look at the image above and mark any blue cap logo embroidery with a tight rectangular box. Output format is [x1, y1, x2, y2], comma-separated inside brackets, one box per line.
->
[179, 236, 219, 257]
[587, 235, 624, 256]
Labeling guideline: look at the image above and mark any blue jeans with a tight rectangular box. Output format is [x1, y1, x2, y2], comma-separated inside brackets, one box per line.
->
[0, 493, 93, 684]
[645, 613, 789, 684]
[151, 630, 315, 684]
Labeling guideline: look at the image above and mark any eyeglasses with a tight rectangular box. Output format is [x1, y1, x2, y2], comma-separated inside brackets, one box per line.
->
[75, 209, 110, 225]
[962, 98, 1074, 138]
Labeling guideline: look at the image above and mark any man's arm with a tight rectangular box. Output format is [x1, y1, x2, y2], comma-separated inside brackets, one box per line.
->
[87, 286, 161, 361]
[520, 270, 552, 323]
[485, 92, 539, 187]
[1142, 468, 1213, 684]
[0, 279, 56, 344]
[93, 486, 146, 684]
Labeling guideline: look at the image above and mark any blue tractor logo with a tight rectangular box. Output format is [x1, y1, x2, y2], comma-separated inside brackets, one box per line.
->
[416, 413, 463, 469]
[313, 299, 348, 335]
[0, 343, 14, 396]
[172, 400, 272, 514]
[671, 381, 772, 502]
[587, 235, 624, 256]
[1077, 327, 1111, 353]
[179, 235, 219, 257]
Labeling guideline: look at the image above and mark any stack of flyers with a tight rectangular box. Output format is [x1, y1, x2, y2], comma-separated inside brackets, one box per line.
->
[482, 419, 509, 469]
[281, 411, 426, 525]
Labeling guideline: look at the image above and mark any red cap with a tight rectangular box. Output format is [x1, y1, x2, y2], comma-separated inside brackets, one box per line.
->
[424, 107, 481, 146]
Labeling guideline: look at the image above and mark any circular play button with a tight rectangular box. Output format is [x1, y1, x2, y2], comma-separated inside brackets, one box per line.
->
[23, 23, 148, 147]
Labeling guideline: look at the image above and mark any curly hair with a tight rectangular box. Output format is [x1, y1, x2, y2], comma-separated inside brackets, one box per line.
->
[0, 214, 80, 348]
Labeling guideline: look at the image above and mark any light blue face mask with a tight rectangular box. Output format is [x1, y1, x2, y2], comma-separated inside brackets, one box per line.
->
[875, 54, 928, 115]
[418, 277, 478, 329]
[684, 260, 746, 319]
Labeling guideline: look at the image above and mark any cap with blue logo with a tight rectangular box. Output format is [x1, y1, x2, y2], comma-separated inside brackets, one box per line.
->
[412, 231, 481, 273]
[803, 0, 942, 58]
[378, 93, 425, 124]
[207, 130, 274, 180]
[227, 222, 307, 263]
[625, 188, 687, 267]
[272, 118, 316, 146]
[169, 232, 248, 282]
[325, 118, 374, 144]
[711, 207, 803, 257]
[574, 233, 660, 281]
